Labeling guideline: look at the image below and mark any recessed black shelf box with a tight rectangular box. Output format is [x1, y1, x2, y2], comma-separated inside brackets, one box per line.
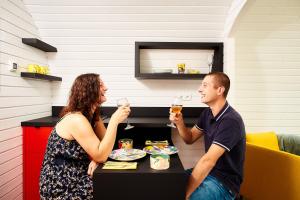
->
[22, 38, 57, 52]
[136, 73, 207, 80]
[135, 42, 223, 80]
[21, 72, 62, 81]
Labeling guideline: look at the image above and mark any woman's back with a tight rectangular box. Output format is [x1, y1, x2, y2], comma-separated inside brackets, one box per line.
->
[39, 123, 92, 199]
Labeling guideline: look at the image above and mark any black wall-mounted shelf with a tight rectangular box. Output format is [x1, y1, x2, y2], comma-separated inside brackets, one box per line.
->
[21, 72, 62, 81]
[136, 73, 206, 80]
[135, 42, 223, 80]
[22, 38, 57, 52]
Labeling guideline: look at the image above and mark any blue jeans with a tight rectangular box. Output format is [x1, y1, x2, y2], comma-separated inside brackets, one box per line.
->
[186, 169, 235, 200]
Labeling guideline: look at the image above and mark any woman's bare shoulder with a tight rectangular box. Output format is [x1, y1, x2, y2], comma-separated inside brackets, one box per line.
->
[58, 113, 88, 127]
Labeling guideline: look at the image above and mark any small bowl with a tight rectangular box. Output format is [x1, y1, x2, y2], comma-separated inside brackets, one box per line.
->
[152, 69, 173, 73]
[118, 138, 133, 150]
[150, 154, 170, 170]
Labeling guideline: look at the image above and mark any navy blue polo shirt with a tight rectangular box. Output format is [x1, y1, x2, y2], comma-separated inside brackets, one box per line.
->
[195, 102, 246, 194]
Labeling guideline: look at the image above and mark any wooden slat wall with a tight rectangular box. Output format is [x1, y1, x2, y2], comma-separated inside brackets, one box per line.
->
[231, 0, 300, 134]
[0, 0, 52, 199]
[21, 0, 235, 183]
[23, 0, 232, 107]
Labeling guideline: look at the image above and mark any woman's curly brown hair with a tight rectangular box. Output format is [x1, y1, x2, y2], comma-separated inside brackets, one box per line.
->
[60, 73, 101, 126]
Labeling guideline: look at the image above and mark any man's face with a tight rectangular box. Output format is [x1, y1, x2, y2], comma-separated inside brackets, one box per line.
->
[198, 75, 221, 105]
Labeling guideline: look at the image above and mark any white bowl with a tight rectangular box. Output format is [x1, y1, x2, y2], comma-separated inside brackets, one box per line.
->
[152, 69, 173, 73]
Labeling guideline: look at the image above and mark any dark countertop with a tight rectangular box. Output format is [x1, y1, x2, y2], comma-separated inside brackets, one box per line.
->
[21, 116, 198, 127]
[21, 116, 60, 127]
[21, 106, 203, 127]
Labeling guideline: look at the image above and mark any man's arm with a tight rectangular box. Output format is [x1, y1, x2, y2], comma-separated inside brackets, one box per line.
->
[186, 144, 226, 199]
[170, 112, 203, 144]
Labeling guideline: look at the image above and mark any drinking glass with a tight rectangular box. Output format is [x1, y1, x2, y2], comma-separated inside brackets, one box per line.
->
[207, 54, 213, 73]
[167, 97, 183, 128]
[116, 98, 134, 130]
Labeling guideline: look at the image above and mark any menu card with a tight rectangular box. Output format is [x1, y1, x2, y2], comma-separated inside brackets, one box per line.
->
[102, 161, 137, 170]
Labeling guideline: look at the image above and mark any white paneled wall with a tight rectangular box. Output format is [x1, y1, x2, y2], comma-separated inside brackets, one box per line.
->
[231, 0, 300, 134]
[140, 49, 214, 74]
[0, 0, 52, 199]
[23, 0, 233, 107]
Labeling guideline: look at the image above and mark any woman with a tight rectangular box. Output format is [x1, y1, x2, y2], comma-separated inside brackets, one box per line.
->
[39, 73, 130, 199]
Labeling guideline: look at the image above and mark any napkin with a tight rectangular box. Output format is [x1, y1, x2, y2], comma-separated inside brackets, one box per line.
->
[145, 140, 169, 146]
[102, 161, 137, 170]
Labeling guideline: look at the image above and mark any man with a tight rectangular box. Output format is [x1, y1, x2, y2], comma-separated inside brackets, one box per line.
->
[170, 72, 245, 200]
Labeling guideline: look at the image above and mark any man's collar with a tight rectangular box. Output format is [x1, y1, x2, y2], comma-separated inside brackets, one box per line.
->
[209, 101, 230, 122]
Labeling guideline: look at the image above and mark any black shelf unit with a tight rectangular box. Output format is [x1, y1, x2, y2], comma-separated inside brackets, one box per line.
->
[22, 38, 57, 52]
[136, 73, 206, 80]
[135, 42, 223, 79]
[21, 72, 62, 81]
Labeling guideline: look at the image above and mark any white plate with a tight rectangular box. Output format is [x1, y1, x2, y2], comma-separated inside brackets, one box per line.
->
[153, 69, 173, 73]
[143, 145, 178, 155]
[109, 149, 146, 161]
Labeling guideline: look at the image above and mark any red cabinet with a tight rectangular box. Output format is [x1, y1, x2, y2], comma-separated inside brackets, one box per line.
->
[23, 126, 53, 200]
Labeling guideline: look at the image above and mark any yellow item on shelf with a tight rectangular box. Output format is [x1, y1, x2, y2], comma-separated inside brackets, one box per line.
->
[27, 64, 50, 75]
[187, 69, 200, 74]
[27, 64, 37, 73]
[177, 63, 185, 74]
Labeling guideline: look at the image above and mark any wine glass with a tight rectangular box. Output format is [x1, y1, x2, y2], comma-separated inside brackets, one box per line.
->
[116, 98, 134, 130]
[207, 54, 214, 73]
[167, 96, 183, 128]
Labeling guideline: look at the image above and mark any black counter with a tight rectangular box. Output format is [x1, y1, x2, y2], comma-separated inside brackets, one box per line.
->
[21, 116, 59, 127]
[21, 106, 203, 127]
[21, 116, 198, 127]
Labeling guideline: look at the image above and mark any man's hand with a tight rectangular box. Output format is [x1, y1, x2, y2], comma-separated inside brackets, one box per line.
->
[87, 160, 99, 178]
[169, 108, 183, 126]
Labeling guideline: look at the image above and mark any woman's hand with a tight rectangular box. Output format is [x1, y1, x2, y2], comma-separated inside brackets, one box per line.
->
[87, 160, 99, 178]
[111, 105, 130, 124]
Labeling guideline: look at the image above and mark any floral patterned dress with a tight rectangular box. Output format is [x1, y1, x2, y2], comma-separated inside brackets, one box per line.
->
[39, 125, 92, 199]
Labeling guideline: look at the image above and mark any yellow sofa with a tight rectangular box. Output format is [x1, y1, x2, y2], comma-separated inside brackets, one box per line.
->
[240, 131, 300, 200]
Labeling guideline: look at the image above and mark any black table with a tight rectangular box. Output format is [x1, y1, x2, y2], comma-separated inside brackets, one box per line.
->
[93, 126, 188, 200]
[93, 153, 188, 200]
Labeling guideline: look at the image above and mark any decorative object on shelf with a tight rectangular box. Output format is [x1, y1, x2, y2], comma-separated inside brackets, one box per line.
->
[27, 64, 50, 75]
[22, 38, 57, 52]
[187, 69, 200, 74]
[207, 53, 214, 73]
[177, 63, 186, 74]
[135, 42, 223, 79]
[152, 69, 173, 74]
[21, 72, 62, 81]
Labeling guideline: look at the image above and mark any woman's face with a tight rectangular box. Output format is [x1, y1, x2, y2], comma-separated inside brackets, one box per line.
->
[99, 79, 108, 104]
